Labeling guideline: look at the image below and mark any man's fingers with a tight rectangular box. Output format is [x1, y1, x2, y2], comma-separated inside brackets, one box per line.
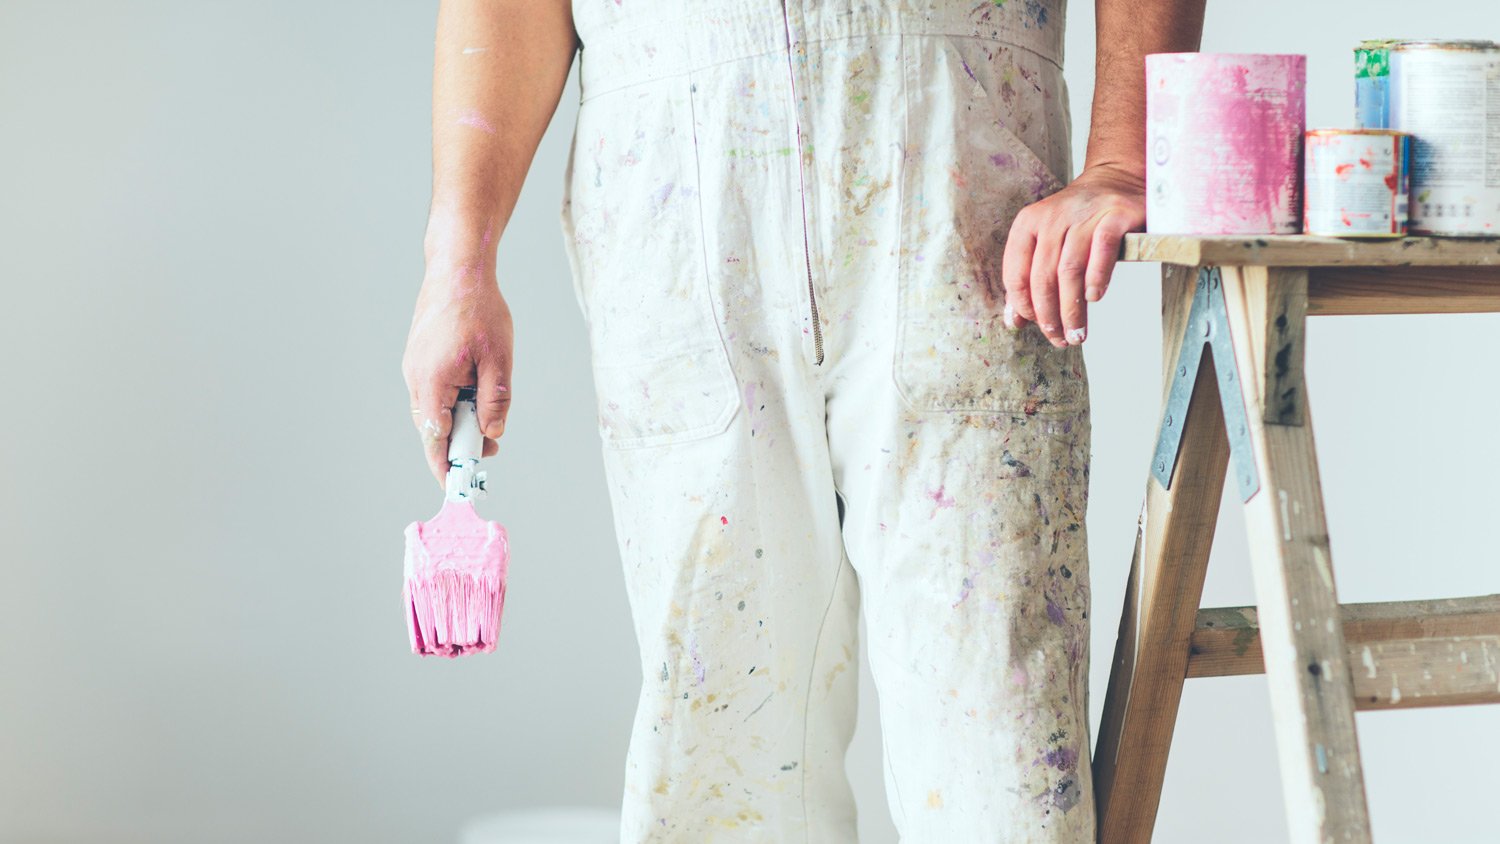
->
[1029, 227, 1065, 347]
[416, 383, 461, 488]
[1001, 212, 1038, 328]
[476, 364, 511, 440]
[1057, 223, 1092, 345]
[1085, 211, 1132, 302]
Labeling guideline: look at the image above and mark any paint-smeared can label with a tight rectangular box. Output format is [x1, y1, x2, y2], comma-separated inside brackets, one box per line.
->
[1304, 130, 1409, 238]
[1146, 53, 1307, 235]
[1389, 40, 1500, 236]
[1354, 40, 1396, 129]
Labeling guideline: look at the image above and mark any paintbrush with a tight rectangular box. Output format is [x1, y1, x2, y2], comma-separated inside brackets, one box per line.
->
[402, 387, 509, 657]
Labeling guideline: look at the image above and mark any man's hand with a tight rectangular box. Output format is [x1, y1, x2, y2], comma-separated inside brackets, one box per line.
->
[1002, 0, 1204, 347]
[1000, 163, 1144, 347]
[402, 260, 514, 488]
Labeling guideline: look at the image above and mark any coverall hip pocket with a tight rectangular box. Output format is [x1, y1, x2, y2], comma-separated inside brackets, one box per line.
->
[895, 35, 1087, 415]
[561, 79, 738, 449]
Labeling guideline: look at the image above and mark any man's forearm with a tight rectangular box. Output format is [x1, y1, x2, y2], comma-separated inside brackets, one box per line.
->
[426, 0, 577, 272]
[1084, 0, 1206, 177]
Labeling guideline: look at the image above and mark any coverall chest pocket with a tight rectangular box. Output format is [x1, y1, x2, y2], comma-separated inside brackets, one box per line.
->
[564, 81, 738, 449]
[895, 35, 1087, 415]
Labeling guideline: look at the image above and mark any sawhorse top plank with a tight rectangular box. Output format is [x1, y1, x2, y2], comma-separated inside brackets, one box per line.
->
[1123, 234, 1500, 267]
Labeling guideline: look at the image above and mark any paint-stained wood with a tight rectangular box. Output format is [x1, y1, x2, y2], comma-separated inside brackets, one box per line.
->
[1221, 265, 1372, 844]
[1094, 264, 1230, 844]
[1254, 271, 1302, 425]
[1187, 597, 1500, 709]
[1353, 636, 1500, 710]
[1307, 266, 1500, 314]
[1122, 233, 1500, 267]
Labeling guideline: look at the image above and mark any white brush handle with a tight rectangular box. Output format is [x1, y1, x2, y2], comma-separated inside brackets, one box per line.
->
[447, 388, 483, 463]
[444, 387, 487, 502]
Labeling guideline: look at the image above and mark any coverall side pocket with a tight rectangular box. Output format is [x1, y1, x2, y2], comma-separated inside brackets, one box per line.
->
[894, 35, 1087, 415]
[564, 79, 738, 449]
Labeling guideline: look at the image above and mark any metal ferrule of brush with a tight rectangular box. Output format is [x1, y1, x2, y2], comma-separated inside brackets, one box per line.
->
[444, 387, 488, 503]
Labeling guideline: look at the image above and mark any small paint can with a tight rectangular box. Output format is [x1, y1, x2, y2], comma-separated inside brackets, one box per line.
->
[1354, 40, 1397, 129]
[1303, 130, 1409, 238]
[1388, 39, 1500, 236]
[1146, 53, 1306, 235]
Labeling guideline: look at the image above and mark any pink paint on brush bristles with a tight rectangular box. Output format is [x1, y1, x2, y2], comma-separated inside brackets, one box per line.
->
[403, 499, 508, 657]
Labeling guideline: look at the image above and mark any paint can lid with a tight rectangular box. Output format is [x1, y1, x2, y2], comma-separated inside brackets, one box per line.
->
[1390, 39, 1499, 52]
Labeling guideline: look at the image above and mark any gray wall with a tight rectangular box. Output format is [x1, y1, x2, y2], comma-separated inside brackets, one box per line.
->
[2, 1, 1495, 842]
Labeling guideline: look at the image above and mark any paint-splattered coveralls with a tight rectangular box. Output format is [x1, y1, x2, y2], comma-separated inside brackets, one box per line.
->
[560, 1, 1090, 840]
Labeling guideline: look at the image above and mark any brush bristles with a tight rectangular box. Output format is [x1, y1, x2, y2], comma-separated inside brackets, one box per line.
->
[404, 569, 506, 658]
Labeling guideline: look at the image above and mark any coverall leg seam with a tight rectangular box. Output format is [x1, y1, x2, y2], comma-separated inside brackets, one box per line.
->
[798, 510, 852, 844]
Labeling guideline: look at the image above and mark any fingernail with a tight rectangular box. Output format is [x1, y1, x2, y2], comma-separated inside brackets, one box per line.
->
[1003, 304, 1016, 330]
[1086, 287, 1102, 302]
[1066, 327, 1087, 345]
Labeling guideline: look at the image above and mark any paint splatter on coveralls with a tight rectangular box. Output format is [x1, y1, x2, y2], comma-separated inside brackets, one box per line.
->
[559, 2, 1090, 840]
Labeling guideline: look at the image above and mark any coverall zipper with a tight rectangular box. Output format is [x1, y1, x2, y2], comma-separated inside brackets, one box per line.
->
[779, 3, 825, 366]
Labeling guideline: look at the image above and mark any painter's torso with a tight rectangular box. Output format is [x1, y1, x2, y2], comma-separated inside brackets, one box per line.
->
[557, 3, 1092, 841]
[561, 0, 1077, 432]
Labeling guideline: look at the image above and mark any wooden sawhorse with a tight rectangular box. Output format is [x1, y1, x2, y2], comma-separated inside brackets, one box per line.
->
[1093, 234, 1500, 843]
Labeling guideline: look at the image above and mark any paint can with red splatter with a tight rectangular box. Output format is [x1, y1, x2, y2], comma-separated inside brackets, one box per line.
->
[1388, 40, 1500, 236]
[1303, 129, 1409, 238]
[1146, 53, 1306, 234]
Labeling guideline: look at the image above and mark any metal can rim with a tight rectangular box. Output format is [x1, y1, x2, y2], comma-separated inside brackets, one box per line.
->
[1302, 231, 1408, 240]
[1390, 39, 1499, 52]
[1306, 128, 1410, 137]
[1146, 51, 1308, 61]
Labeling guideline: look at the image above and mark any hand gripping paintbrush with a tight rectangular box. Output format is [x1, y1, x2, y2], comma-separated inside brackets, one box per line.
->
[402, 387, 509, 657]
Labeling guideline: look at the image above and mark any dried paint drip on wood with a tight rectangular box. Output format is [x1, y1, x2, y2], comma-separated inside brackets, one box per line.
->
[1145, 53, 1307, 235]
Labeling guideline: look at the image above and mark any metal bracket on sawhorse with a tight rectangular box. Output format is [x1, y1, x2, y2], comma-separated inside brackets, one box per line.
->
[1151, 267, 1260, 501]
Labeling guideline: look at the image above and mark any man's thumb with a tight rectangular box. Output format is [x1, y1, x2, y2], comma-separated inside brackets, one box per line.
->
[476, 367, 511, 439]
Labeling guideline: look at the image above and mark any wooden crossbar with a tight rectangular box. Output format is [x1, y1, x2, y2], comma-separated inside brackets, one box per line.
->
[1308, 267, 1500, 315]
[1187, 596, 1500, 710]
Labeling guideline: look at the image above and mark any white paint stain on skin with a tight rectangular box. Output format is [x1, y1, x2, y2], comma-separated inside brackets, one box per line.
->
[462, 46, 488, 55]
[1065, 327, 1086, 344]
[420, 418, 442, 441]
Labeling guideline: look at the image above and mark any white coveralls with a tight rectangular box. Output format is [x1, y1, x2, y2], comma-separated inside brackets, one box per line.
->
[560, 2, 1090, 841]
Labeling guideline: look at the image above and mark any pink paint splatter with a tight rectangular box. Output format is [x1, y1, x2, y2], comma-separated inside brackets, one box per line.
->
[720, 515, 728, 526]
[929, 485, 956, 510]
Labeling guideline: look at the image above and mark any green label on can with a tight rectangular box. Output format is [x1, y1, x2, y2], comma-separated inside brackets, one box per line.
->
[1355, 41, 1393, 78]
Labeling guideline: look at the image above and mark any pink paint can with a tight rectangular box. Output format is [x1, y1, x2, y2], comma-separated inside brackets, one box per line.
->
[1146, 53, 1307, 234]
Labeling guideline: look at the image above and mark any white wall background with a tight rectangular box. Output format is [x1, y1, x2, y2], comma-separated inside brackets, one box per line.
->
[2, 1, 1496, 842]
